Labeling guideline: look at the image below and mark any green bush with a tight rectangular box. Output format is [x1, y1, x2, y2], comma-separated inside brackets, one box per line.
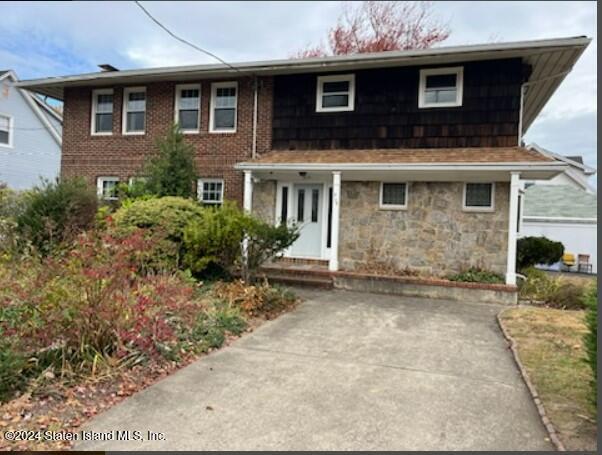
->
[112, 196, 204, 268]
[16, 178, 98, 255]
[519, 267, 588, 309]
[448, 267, 505, 284]
[517, 236, 564, 271]
[583, 286, 597, 406]
[183, 202, 298, 280]
[143, 124, 198, 198]
[0, 187, 29, 259]
[0, 341, 28, 403]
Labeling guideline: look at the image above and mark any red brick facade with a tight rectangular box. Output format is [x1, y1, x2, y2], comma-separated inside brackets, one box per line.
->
[61, 77, 273, 203]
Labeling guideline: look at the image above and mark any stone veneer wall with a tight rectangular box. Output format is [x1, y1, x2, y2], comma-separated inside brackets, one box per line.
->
[252, 180, 277, 223]
[339, 181, 509, 277]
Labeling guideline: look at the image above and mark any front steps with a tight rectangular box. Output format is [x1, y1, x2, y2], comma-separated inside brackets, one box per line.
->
[259, 263, 334, 289]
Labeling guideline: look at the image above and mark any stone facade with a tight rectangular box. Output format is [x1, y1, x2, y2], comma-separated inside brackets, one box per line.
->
[252, 180, 277, 223]
[339, 181, 509, 277]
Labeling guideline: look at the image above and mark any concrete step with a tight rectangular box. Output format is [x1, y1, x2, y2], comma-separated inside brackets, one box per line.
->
[260, 266, 334, 289]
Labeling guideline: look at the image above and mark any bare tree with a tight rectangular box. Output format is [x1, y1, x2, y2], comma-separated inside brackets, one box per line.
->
[293, 1, 450, 58]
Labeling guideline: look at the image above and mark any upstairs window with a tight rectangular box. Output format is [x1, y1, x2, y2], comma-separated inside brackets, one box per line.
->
[0, 114, 12, 147]
[464, 183, 494, 211]
[316, 74, 355, 112]
[91, 89, 113, 135]
[419, 67, 463, 108]
[380, 182, 408, 209]
[97, 176, 119, 200]
[175, 84, 200, 132]
[198, 178, 224, 204]
[123, 87, 146, 134]
[210, 82, 237, 132]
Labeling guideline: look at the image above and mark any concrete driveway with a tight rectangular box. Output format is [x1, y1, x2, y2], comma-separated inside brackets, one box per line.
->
[76, 289, 552, 450]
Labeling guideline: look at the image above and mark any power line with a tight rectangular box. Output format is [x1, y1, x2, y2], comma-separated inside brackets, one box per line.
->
[133, 1, 242, 74]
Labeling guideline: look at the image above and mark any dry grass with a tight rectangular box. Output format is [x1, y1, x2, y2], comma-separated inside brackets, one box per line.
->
[500, 306, 597, 451]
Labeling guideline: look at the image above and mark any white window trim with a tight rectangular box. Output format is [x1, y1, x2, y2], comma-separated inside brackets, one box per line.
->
[97, 176, 120, 200]
[0, 113, 14, 148]
[418, 66, 463, 109]
[209, 81, 237, 133]
[128, 176, 148, 187]
[174, 83, 201, 134]
[122, 86, 146, 135]
[316, 74, 355, 112]
[91, 88, 114, 136]
[463, 182, 495, 212]
[197, 178, 225, 204]
[379, 182, 409, 210]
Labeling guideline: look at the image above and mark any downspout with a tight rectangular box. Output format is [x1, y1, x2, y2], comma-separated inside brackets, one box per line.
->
[251, 76, 259, 159]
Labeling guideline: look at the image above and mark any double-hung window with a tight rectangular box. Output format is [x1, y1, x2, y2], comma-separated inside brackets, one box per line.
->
[91, 89, 113, 135]
[0, 114, 12, 147]
[463, 183, 495, 211]
[175, 84, 200, 132]
[316, 74, 355, 112]
[419, 67, 463, 108]
[97, 176, 120, 200]
[380, 182, 408, 209]
[123, 87, 146, 134]
[210, 82, 237, 132]
[198, 178, 224, 204]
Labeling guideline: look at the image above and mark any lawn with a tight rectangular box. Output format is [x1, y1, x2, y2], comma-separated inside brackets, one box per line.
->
[499, 306, 597, 451]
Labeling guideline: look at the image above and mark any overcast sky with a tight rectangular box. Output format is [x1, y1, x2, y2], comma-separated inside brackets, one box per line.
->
[1, 1, 597, 180]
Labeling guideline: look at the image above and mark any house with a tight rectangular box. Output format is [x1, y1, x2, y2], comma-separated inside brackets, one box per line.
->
[518, 143, 597, 274]
[0, 70, 62, 189]
[16, 36, 591, 291]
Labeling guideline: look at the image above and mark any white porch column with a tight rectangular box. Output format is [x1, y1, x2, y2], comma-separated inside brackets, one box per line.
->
[329, 171, 341, 271]
[243, 170, 253, 212]
[506, 172, 521, 285]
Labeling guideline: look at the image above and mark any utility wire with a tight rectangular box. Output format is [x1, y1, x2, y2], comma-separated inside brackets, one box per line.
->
[133, 1, 242, 74]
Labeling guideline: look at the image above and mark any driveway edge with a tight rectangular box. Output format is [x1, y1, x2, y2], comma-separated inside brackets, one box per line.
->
[496, 308, 565, 452]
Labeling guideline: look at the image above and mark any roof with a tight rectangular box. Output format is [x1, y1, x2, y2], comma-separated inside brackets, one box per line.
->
[523, 185, 597, 219]
[248, 147, 554, 165]
[15, 36, 591, 134]
[565, 155, 583, 164]
[526, 143, 596, 174]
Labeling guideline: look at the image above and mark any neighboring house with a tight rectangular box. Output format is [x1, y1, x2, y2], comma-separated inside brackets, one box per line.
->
[17, 36, 591, 286]
[0, 70, 62, 189]
[518, 143, 597, 274]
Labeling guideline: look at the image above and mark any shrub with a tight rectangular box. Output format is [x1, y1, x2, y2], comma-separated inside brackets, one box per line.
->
[16, 178, 98, 255]
[0, 341, 28, 403]
[447, 267, 505, 284]
[112, 196, 204, 268]
[0, 187, 29, 259]
[143, 124, 198, 198]
[583, 286, 597, 406]
[212, 279, 297, 318]
[184, 202, 298, 279]
[516, 236, 564, 271]
[519, 267, 587, 309]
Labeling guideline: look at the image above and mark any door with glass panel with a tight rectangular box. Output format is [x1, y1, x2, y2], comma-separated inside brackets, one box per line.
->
[290, 184, 323, 258]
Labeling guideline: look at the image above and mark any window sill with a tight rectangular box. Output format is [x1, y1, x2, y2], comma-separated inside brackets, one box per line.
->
[462, 207, 495, 213]
[181, 130, 200, 135]
[379, 205, 408, 211]
[91, 132, 113, 137]
[316, 106, 354, 113]
[418, 102, 462, 109]
[0, 143, 14, 149]
[122, 131, 145, 136]
[209, 129, 236, 134]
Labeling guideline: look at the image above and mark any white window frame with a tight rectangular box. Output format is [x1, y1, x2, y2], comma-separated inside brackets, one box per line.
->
[316, 74, 355, 112]
[463, 182, 495, 212]
[197, 178, 224, 204]
[128, 176, 148, 187]
[91, 88, 114, 136]
[379, 182, 408, 210]
[97, 176, 120, 200]
[174, 83, 201, 134]
[418, 67, 463, 108]
[122, 86, 146, 135]
[0, 113, 14, 148]
[209, 82, 237, 133]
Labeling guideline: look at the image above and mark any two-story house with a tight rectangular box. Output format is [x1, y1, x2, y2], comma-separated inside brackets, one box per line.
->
[17, 36, 590, 288]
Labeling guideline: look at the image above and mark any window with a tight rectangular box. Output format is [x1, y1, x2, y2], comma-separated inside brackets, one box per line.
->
[419, 67, 463, 108]
[280, 186, 288, 225]
[210, 82, 237, 132]
[198, 178, 224, 204]
[0, 114, 12, 147]
[316, 74, 355, 112]
[122, 87, 146, 134]
[91, 89, 113, 135]
[463, 183, 495, 211]
[97, 176, 119, 200]
[380, 182, 407, 209]
[311, 189, 319, 222]
[297, 189, 305, 222]
[175, 84, 200, 132]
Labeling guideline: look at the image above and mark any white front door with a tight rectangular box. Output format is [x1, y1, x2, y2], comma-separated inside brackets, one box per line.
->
[290, 184, 323, 258]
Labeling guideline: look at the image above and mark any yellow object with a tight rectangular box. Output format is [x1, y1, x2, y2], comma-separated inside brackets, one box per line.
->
[562, 253, 576, 266]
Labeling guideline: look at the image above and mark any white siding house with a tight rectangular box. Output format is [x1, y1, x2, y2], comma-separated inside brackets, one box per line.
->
[0, 70, 62, 189]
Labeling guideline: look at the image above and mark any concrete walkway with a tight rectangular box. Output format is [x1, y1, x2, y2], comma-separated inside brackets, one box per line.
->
[76, 289, 552, 450]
